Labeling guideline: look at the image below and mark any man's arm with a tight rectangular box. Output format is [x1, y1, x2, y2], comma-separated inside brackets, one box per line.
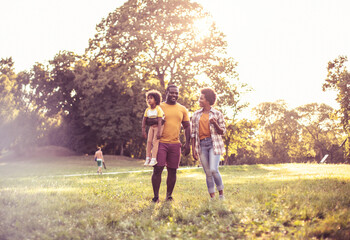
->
[182, 121, 191, 156]
[142, 117, 147, 139]
[157, 117, 162, 139]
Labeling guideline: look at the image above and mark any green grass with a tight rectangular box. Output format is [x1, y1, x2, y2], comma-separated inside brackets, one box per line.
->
[0, 155, 350, 239]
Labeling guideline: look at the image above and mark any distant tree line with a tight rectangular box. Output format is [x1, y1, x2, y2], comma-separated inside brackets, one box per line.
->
[0, 0, 348, 164]
[224, 100, 346, 165]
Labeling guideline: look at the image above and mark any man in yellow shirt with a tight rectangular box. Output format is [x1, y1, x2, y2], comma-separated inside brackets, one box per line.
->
[151, 84, 191, 202]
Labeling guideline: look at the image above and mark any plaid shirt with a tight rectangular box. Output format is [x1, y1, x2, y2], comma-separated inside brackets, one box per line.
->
[191, 107, 226, 155]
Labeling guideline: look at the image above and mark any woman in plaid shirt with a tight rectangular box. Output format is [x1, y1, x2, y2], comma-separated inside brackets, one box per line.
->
[191, 88, 226, 200]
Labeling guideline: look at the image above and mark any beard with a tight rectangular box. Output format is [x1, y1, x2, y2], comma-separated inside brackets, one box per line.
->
[167, 96, 178, 104]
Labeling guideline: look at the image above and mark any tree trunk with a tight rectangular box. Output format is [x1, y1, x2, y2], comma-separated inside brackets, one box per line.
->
[120, 143, 124, 156]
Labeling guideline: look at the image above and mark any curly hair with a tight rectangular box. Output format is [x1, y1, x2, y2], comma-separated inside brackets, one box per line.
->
[145, 89, 162, 105]
[201, 87, 217, 106]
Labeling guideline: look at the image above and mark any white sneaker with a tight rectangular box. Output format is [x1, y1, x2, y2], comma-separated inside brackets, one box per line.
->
[144, 157, 150, 166]
[148, 158, 158, 166]
[219, 195, 225, 200]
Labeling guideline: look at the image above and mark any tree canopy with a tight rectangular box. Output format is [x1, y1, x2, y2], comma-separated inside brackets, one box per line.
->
[323, 56, 350, 160]
[87, 0, 242, 110]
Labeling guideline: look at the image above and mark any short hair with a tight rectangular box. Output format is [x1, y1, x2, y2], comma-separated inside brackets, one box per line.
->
[166, 84, 178, 92]
[201, 87, 217, 105]
[145, 89, 162, 105]
[98, 147, 101, 150]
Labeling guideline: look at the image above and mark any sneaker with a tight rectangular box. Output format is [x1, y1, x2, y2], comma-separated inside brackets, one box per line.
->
[148, 158, 158, 166]
[144, 157, 150, 166]
[219, 195, 225, 200]
[151, 197, 159, 203]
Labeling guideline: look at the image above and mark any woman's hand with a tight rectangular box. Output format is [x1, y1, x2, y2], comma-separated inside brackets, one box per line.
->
[209, 117, 217, 125]
[210, 117, 224, 135]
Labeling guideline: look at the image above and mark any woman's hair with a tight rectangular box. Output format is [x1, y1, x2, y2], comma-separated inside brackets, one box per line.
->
[146, 89, 162, 105]
[201, 87, 217, 106]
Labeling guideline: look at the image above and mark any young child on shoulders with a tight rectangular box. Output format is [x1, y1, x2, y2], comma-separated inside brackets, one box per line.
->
[142, 89, 164, 166]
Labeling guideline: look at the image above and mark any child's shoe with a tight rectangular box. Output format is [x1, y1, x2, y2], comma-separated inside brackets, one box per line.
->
[148, 158, 158, 166]
[144, 157, 150, 166]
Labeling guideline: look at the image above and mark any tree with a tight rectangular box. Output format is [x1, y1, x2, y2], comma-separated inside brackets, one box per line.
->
[0, 58, 17, 123]
[223, 119, 258, 165]
[87, 0, 242, 109]
[0, 58, 18, 152]
[296, 103, 345, 162]
[74, 60, 147, 155]
[26, 51, 93, 153]
[0, 58, 49, 154]
[323, 56, 350, 160]
[79, 0, 245, 156]
[254, 100, 300, 162]
[254, 100, 287, 159]
[30, 51, 79, 117]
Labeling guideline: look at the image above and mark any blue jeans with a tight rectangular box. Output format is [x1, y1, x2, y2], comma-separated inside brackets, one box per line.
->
[199, 137, 224, 194]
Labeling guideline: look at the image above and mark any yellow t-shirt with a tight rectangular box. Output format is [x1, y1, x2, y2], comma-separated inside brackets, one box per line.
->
[159, 102, 190, 144]
[144, 105, 164, 119]
[199, 113, 211, 140]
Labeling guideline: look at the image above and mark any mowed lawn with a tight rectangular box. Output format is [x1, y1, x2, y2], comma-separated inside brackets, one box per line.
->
[0, 155, 350, 240]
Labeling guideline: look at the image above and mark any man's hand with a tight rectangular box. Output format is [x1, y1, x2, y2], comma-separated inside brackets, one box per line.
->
[142, 130, 147, 139]
[182, 143, 191, 156]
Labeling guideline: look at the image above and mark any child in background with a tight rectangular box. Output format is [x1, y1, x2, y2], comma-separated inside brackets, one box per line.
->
[142, 90, 164, 166]
[94, 147, 104, 174]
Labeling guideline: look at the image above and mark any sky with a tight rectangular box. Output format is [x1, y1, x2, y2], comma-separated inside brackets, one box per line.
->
[1, 0, 350, 119]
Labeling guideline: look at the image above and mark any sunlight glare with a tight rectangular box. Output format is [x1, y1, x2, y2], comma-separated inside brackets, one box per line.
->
[195, 72, 211, 85]
[183, 172, 204, 179]
[192, 17, 212, 41]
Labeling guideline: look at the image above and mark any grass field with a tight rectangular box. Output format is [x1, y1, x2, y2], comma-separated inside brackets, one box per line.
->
[0, 154, 350, 239]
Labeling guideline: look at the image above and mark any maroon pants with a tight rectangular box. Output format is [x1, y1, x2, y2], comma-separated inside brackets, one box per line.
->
[152, 142, 181, 198]
[156, 142, 181, 169]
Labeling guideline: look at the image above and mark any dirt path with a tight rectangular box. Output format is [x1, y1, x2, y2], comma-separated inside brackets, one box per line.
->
[62, 167, 200, 177]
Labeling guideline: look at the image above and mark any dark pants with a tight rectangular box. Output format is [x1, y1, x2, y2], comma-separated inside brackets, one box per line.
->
[151, 142, 181, 199]
[152, 166, 177, 199]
